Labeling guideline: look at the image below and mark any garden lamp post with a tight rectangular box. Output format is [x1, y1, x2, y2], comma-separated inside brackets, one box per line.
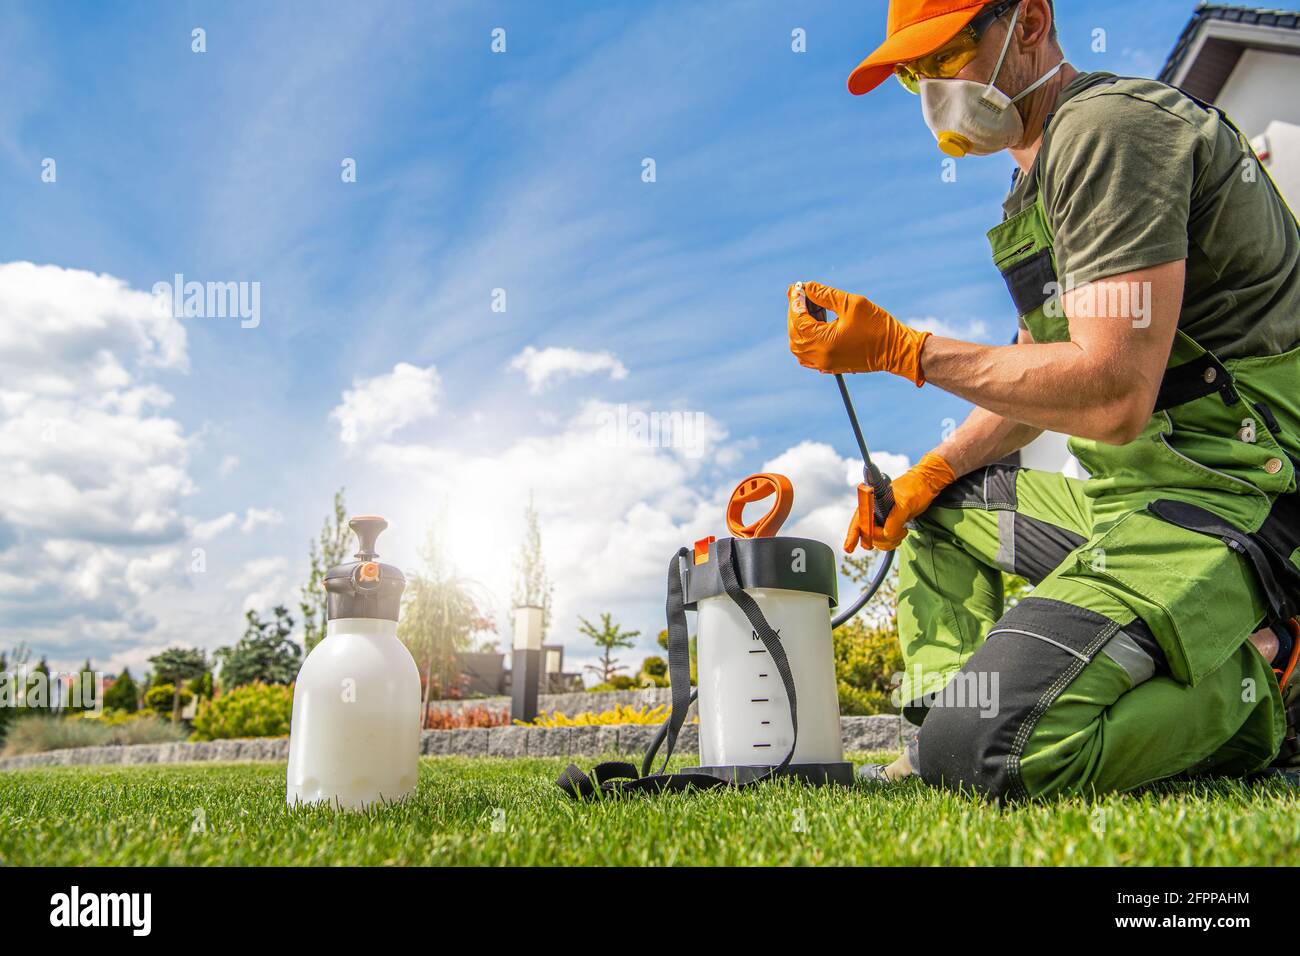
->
[543, 645, 562, 693]
[511, 605, 543, 724]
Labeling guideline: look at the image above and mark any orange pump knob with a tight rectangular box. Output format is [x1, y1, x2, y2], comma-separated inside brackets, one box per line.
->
[725, 473, 794, 539]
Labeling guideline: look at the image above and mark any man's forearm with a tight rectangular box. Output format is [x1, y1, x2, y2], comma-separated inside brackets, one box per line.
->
[932, 406, 1042, 478]
[912, 263, 1185, 445]
[918, 335, 1148, 445]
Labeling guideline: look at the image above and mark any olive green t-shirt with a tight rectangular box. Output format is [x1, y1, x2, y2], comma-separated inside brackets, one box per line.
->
[1003, 71, 1300, 360]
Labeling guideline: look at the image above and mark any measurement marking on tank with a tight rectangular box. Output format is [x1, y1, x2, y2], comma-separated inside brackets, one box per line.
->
[751, 698, 769, 703]
[760, 721, 771, 726]
[748, 649, 766, 654]
[758, 673, 768, 678]
[753, 743, 772, 748]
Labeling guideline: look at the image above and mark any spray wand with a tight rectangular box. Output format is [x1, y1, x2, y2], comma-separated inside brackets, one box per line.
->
[795, 282, 895, 627]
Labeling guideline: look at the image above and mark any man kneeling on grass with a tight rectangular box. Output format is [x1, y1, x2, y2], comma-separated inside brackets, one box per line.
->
[787, 0, 1300, 799]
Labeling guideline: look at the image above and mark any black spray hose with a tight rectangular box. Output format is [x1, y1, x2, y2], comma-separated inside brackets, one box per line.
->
[831, 547, 893, 629]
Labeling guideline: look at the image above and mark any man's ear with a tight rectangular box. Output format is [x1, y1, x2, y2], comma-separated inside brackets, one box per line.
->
[1017, 0, 1054, 51]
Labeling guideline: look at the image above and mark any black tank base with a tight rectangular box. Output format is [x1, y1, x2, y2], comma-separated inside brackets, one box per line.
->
[683, 762, 855, 787]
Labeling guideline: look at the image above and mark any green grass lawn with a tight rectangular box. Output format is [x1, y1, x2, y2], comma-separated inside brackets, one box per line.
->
[1, 753, 1295, 866]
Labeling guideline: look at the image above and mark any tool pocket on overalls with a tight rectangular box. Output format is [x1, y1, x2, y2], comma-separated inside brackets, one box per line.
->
[1228, 345, 1300, 576]
[987, 203, 1069, 344]
[1161, 383, 1295, 504]
[1064, 510, 1267, 686]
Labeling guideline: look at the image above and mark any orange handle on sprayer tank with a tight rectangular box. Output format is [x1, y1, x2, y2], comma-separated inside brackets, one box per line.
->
[726, 473, 794, 539]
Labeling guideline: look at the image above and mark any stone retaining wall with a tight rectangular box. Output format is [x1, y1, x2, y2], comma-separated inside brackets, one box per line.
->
[0, 715, 909, 771]
[428, 688, 685, 717]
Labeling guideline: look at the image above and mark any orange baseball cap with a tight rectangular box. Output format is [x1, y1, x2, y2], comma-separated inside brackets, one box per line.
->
[847, 0, 988, 95]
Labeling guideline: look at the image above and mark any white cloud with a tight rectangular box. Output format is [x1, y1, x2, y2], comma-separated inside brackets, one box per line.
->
[226, 556, 288, 591]
[0, 263, 203, 672]
[0, 261, 188, 387]
[908, 316, 991, 342]
[226, 555, 293, 614]
[330, 362, 440, 445]
[241, 507, 283, 533]
[0, 264, 194, 543]
[509, 346, 628, 393]
[218, 454, 240, 478]
[191, 512, 238, 542]
[126, 550, 180, 597]
[192, 506, 283, 540]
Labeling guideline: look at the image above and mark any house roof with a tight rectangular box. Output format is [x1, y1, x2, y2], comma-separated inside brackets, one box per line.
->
[1159, 4, 1300, 102]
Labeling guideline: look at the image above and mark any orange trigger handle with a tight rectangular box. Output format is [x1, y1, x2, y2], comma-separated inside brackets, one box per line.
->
[860, 482, 878, 549]
[726, 473, 794, 539]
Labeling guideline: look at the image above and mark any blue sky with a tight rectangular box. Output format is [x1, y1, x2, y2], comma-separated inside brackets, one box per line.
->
[0, 0, 1225, 677]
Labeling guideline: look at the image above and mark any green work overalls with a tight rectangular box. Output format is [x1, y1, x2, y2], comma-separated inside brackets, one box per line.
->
[898, 77, 1300, 799]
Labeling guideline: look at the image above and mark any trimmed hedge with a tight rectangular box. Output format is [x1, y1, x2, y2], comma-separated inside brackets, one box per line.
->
[190, 682, 293, 741]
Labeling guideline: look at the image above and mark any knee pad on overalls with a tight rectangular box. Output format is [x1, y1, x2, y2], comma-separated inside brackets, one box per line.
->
[915, 595, 1160, 800]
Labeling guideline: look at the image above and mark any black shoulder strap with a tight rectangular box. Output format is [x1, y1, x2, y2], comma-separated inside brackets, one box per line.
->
[659, 545, 693, 774]
[556, 539, 800, 799]
[1153, 350, 1239, 412]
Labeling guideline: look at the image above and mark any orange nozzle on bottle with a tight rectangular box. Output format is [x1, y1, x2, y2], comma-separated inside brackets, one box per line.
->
[358, 562, 380, 583]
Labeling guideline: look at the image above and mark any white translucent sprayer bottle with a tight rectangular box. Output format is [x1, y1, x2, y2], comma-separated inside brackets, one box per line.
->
[286, 515, 421, 810]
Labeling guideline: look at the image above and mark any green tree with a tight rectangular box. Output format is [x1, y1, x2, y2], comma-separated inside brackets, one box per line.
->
[188, 670, 214, 701]
[300, 488, 351, 654]
[1005, 573, 1033, 607]
[64, 659, 98, 713]
[32, 657, 55, 712]
[145, 683, 193, 717]
[0, 650, 12, 743]
[398, 519, 494, 716]
[638, 655, 669, 687]
[103, 667, 140, 713]
[511, 493, 554, 645]
[833, 620, 904, 715]
[579, 614, 639, 684]
[216, 606, 302, 689]
[833, 556, 904, 715]
[147, 648, 208, 722]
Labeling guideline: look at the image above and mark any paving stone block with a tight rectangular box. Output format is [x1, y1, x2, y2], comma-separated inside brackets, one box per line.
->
[840, 715, 901, 753]
[487, 725, 529, 757]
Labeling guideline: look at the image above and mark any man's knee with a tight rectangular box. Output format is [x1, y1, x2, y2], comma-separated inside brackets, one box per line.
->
[913, 596, 1160, 800]
[914, 689, 1012, 798]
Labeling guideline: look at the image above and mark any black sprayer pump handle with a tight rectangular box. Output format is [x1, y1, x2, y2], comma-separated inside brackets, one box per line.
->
[869, 465, 896, 527]
[806, 299, 894, 527]
[349, 515, 388, 561]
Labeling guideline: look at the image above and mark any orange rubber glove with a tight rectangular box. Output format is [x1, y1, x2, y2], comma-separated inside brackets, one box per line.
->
[788, 281, 931, 385]
[844, 452, 957, 553]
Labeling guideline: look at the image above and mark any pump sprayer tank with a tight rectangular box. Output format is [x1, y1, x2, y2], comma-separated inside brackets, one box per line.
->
[285, 516, 421, 810]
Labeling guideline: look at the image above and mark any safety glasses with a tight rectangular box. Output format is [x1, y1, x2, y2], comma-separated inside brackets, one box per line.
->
[894, 0, 1020, 94]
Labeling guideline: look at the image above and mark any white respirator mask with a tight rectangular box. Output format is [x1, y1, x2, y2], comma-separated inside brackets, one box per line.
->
[919, 3, 1063, 158]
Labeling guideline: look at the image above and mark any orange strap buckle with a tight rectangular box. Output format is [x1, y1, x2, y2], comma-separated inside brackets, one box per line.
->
[726, 473, 794, 539]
